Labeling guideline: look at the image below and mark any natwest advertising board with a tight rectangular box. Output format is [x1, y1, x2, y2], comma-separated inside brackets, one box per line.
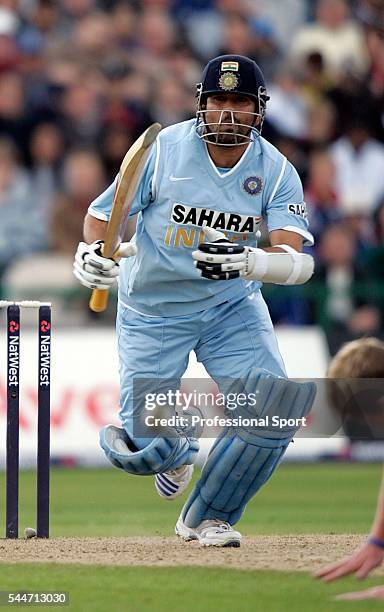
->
[0, 326, 341, 467]
[0, 329, 120, 467]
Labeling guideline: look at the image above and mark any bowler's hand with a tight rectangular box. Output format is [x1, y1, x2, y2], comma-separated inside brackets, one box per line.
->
[314, 542, 384, 582]
[73, 239, 136, 290]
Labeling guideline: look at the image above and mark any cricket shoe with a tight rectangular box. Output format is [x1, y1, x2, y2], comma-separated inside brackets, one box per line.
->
[155, 464, 194, 500]
[155, 406, 203, 500]
[175, 516, 242, 547]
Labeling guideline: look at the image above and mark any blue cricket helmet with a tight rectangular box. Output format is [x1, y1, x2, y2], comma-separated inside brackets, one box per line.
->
[198, 55, 266, 97]
[196, 55, 269, 144]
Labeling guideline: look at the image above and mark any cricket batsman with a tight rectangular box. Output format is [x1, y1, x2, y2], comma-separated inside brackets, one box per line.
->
[73, 55, 316, 547]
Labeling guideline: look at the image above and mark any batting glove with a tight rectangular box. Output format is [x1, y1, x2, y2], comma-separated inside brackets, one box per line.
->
[192, 227, 254, 280]
[73, 239, 137, 290]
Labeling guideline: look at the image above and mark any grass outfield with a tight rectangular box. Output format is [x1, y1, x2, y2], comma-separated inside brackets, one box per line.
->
[0, 463, 383, 611]
[0, 463, 380, 537]
[0, 565, 383, 612]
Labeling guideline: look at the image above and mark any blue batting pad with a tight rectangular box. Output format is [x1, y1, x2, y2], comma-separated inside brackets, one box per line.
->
[100, 425, 199, 476]
[182, 370, 316, 527]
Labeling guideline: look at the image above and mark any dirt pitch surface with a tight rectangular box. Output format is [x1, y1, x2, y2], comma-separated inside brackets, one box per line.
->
[1, 535, 384, 572]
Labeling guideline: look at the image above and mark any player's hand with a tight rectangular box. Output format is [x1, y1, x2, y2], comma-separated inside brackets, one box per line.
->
[334, 586, 384, 600]
[73, 239, 137, 290]
[192, 227, 253, 280]
[314, 542, 384, 582]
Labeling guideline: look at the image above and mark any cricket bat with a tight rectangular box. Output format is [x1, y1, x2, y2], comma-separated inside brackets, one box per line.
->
[89, 122, 162, 313]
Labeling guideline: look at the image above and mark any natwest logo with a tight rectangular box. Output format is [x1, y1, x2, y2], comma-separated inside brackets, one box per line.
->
[40, 320, 51, 333]
[9, 321, 19, 333]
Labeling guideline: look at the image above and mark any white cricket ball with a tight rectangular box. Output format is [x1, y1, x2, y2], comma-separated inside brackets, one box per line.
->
[24, 527, 37, 539]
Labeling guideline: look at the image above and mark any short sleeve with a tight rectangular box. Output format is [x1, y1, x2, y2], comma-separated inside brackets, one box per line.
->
[265, 159, 314, 246]
[88, 141, 157, 222]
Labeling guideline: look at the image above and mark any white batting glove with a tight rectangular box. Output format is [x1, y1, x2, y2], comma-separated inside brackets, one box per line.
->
[73, 239, 137, 290]
[192, 227, 250, 280]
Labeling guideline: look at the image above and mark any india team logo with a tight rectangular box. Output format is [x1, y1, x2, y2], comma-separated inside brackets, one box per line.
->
[218, 72, 239, 91]
[243, 176, 264, 196]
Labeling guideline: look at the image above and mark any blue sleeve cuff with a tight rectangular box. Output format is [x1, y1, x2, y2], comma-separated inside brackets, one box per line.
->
[368, 536, 384, 549]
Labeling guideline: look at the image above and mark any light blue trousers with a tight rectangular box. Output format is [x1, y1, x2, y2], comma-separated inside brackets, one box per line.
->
[117, 291, 286, 447]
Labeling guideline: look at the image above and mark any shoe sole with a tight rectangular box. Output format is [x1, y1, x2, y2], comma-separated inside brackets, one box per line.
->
[200, 538, 241, 547]
[176, 521, 241, 547]
[176, 532, 241, 547]
[176, 533, 198, 542]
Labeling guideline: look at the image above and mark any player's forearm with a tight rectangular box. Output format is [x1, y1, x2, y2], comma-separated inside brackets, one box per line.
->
[192, 227, 314, 284]
[370, 473, 384, 540]
[245, 248, 314, 284]
[83, 213, 108, 244]
[254, 232, 312, 283]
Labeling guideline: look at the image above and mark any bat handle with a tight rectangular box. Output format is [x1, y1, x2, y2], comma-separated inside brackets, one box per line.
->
[88, 245, 120, 312]
[89, 288, 109, 312]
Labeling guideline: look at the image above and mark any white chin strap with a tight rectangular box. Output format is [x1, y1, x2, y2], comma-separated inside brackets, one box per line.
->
[196, 109, 261, 147]
[244, 244, 314, 285]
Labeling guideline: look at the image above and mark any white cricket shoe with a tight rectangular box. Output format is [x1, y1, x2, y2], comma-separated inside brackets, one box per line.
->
[155, 464, 194, 500]
[175, 516, 242, 547]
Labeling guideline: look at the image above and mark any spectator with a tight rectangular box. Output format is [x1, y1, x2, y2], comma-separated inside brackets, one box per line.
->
[101, 65, 154, 141]
[306, 98, 336, 145]
[313, 223, 381, 353]
[253, 0, 307, 53]
[139, 8, 177, 61]
[150, 77, 191, 126]
[220, 12, 258, 58]
[0, 137, 48, 280]
[367, 197, 384, 269]
[325, 70, 383, 141]
[62, 0, 96, 22]
[290, 0, 369, 78]
[28, 122, 65, 213]
[271, 136, 307, 181]
[356, 0, 384, 33]
[366, 24, 384, 89]
[100, 124, 135, 184]
[51, 149, 106, 255]
[0, 71, 30, 159]
[330, 120, 384, 216]
[165, 46, 201, 90]
[363, 197, 384, 314]
[300, 51, 334, 101]
[178, 1, 222, 61]
[266, 67, 308, 140]
[305, 149, 340, 244]
[59, 77, 103, 145]
[109, 2, 138, 50]
[72, 11, 114, 59]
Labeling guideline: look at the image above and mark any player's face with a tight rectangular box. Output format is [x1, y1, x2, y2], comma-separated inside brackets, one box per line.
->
[204, 93, 258, 145]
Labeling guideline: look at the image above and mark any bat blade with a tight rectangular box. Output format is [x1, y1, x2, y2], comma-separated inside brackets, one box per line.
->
[89, 122, 161, 313]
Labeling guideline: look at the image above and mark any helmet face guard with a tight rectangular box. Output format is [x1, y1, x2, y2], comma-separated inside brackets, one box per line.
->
[196, 87, 268, 146]
[195, 55, 269, 147]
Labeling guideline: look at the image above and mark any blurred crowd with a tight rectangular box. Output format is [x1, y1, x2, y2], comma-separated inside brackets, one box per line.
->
[0, 0, 383, 350]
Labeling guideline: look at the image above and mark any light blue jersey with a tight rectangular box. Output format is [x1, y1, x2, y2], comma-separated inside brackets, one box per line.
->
[89, 119, 313, 316]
